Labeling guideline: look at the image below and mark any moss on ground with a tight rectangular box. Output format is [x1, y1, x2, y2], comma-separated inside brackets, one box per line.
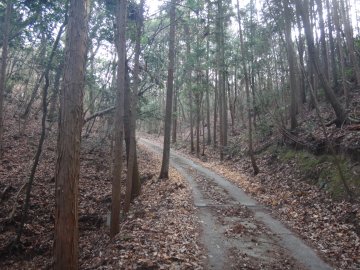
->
[277, 147, 359, 199]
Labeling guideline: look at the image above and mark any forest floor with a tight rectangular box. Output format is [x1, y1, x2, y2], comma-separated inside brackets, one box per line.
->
[0, 100, 359, 269]
[140, 130, 360, 270]
[0, 103, 205, 269]
[139, 138, 331, 270]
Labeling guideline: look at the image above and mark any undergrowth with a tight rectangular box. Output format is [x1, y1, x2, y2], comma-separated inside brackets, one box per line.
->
[278, 147, 360, 199]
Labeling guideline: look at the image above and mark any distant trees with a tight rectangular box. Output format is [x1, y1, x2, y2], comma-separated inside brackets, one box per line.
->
[2, 0, 360, 266]
[137, 0, 360, 162]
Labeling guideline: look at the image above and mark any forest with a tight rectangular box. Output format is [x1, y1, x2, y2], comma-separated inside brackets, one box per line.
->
[0, 0, 359, 269]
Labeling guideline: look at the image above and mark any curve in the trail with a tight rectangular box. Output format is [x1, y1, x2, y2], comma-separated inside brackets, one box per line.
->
[139, 138, 333, 270]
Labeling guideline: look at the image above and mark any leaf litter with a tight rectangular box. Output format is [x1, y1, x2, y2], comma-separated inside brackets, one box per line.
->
[0, 103, 204, 269]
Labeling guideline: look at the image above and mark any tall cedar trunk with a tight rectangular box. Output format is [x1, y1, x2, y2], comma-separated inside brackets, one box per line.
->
[315, 0, 330, 80]
[0, 0, 11, 156]
[213, 70, 218, 147]
[54, 0, 88, 269]
[326, 0, 338, 88]
[172, 83, 177, 143]
[237, 0, 259, 175]
[296, 0, 347, 125]
[184, 22, 194, 153]
[341, 0, 360, 85]
[196, 91, 200, 157]
[205, 0, 211, 145]
[217, 0, 226, 160]
[110, 0, 126, 237]
[333, 0, 347, 105]
[159, 0, 176, 179]
[124, 68, 140, 200]
[295, 8, 307, 104]
[283, 0, 298, 130]
[124, 0, 143, 212]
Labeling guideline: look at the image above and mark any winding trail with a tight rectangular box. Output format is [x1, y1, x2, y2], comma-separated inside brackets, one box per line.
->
[139, 138, 333, 270]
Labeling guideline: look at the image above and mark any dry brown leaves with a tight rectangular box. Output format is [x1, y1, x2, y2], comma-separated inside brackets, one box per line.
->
[154, 133, 360, 270]
[0, 104, 204, 269]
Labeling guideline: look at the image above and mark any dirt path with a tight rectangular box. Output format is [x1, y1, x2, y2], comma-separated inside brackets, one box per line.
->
[139, 138, 333, 270]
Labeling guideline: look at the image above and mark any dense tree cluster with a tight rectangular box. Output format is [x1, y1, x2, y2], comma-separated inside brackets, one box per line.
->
[1, 0, 359, 267]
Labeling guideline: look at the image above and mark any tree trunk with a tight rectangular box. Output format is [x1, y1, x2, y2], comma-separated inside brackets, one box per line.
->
[48, 61, 63, 124]
[0, 0, 11, 156]
[341, 0, 360, 85]
[333, 0, 348, 105]
[295, 7, 307, 104]
[206, 1, 211, 145]
[283, 0, 298, 130]
[315, 0, 330, 80]
[124, 0, 143, 212]
[54, 0, 88, 269]
[184, 21, 194, 153]
[159, 0, 176, 179]
[172, 83, 177, 143]
[213, 70, 218, 147]
[237, 0, 259, 175]
[296, 0, 347, 125]
[217, 0, 227, 160]
[325, 0, 338, 88]
[195, 91, 201, 158]
[110, 0, 126, 238]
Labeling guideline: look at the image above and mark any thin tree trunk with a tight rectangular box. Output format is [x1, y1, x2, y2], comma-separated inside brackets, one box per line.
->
[48, 61, 63, 124]
[213, 70, 218, 147]
[316, 0, 330, 80]
[184, 22, 194, 153]
[283, 0, 298, 130]
[172, 83, 177, 143]
[110, 0, 126, 238]
[195, 91, 201, 158]
[237, 0, 259, 175]
[54, 0, 88, 268]
[14, 46, 51, 247]
[0, 0, 11, 156]
[296, 7, 307, 104]
[326, 0, 338, 88]
[341, 0, 360, 85]
[124, 0, 143, 212]
[333, 1, 348, 106]
[159, 0, 176, 179]
[206, 1, 211, 145]
[296, 0, 347, 125]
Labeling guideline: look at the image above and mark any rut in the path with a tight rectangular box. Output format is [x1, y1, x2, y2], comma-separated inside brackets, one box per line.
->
[139, 138, 333, 270]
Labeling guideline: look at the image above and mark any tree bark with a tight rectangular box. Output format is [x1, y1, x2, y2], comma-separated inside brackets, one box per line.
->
[296, 0, 347, 125]
[184, 21, 194, 153]
[283, 0, 298, 130]
[333, 0, 348, 106]
[325, 0, 338, 88]
[237, 0, 259, 175]
[54, 0, 88, 269]
[0, 0, 11, 156]
[341, 0, 360, 86]
[110, 0, 126, 238]
[159, 0, 176, 179]
[124, 0, 143, 212]
[172, 83, 177, 143]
